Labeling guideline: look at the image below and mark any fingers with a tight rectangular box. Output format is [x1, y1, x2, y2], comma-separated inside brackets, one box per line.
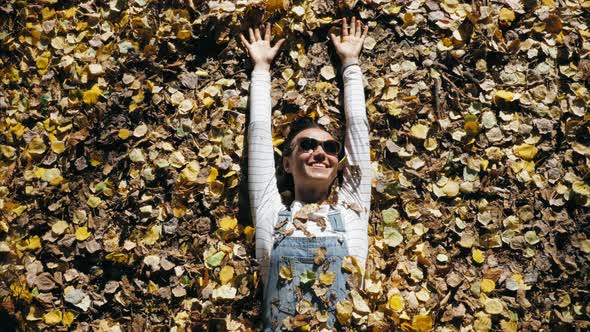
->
[361, 24, 368, 40]
[264, 23, 271, 42]
[248, 28, 255, 43]
[329, 33, 340, 46]
[255, 27, 262, 41]
[350, 17, 356, 36]
[357, 20, 362, 38]
[272, 38, 285, 52]
[239, 33, 251, 48]
[342, 17, 348, 37]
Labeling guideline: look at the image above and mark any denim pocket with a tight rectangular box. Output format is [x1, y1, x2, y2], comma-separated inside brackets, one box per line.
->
[321, 255, 348, 312]
[277, 255, 318, 315]
[279, 255, 350, 315]
[277, 256, 298, 316]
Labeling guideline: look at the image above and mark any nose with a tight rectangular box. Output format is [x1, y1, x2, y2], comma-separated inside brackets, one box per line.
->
[311, 146, 327, 160]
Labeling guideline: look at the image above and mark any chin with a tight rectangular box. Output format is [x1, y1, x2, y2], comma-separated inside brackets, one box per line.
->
[303, 169, 335, 182]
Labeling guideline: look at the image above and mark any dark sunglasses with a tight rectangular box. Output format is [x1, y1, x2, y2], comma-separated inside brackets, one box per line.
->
[295, 137, 342, 156]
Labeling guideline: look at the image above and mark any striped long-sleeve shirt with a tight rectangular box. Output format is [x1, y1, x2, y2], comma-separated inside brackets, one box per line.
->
[248, 65, 371, 285]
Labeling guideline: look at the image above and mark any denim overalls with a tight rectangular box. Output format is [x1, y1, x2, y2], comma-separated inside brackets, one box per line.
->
[263, 208, 350, 331]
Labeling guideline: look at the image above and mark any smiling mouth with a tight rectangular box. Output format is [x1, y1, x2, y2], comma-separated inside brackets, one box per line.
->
[309, 163, 328, 168]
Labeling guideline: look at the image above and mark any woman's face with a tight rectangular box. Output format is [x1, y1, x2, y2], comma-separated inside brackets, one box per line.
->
[282, 128, 340, 191]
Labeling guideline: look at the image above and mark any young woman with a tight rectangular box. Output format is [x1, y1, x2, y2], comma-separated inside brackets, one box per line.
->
[241, 18, 371, 330]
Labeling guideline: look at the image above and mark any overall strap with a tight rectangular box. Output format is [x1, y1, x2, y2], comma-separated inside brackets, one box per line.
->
[327, 210, 346, 233]
[274, 209, 291, 235]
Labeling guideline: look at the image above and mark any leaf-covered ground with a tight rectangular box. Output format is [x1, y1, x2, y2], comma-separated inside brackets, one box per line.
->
[1, 0, 589, 331]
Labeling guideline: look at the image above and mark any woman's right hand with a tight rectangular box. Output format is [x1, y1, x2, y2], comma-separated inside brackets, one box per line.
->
[240, 23, 285, 72]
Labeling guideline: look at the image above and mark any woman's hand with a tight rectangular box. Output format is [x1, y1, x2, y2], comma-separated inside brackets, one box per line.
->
[240, 23, 285, 72]
[330, 17, 368, 66]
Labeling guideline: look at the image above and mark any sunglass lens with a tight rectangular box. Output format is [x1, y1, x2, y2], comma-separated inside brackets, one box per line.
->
[323, 140, 341, 155]
[299, 138, 318, 151]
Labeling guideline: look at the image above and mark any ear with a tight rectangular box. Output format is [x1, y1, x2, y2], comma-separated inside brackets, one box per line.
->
[282, 157, 291, 174]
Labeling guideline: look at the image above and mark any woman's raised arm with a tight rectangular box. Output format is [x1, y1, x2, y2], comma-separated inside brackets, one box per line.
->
[330, 18, 372, 215]
[331, 18, 372, 278]
[242, 24, 285, 278]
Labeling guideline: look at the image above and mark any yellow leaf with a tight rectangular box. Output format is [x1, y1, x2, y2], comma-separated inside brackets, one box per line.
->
[105, 252, 129, 264]
[218, 216, 237, 231]
[341, 255, 363, 276]
[83, 84, 102, 105]
[472, 248, 485, 264]
[474, 312, 492, 332]
[319, 271, 336, 286]
[41, 7, 56, 20]
[336, 300, 353, 325]
[572, 181, 590, 197]
[142, 224, 161, 245]
[202, 96, 215, 108]
[266, 0, 289, 12]
[493, 90, 515, 102]
[39, 168, 63, 185]
[481, 278, 495, 293]
[52, 220, 69, 235]
[410, 124, 429, 139]
[62, 311, 75, 327]
[513, 144, 538, 161]
[43, 309, 62, 325]
[219, 265, 234, 284]
[388, 294, 404, 312]
[412, 314, 433, 332]
[63, 7, 77, 18]
[484, 298, 504, 314]
[27, 136, 47, 156]
[464, 121, 480, 136]
[0, 145, 16, 159]
[499, 8, 515, 23]
[50, 140, 65, 154]
[272, 137, 284, 147]
[279, 265, 293, 280]
[118, 128, 131, 140]
[281, 68, 294, 81]
[176, 29, 191, 40]
[243, 226, 255, 242]
[87, 195, 102, 208]
[208, 167, 218, 183]
[500, 320, 518, 332]
[148, 280, 159, 294]
[442, 180, 460, 197]
[25, 236, 42, 251]
[36, 54, 50, 74]
[75, 227, 91, 241]
[10, 281, 32, 302]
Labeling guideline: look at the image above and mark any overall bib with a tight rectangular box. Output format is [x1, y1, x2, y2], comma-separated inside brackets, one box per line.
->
[263, 209, 350, 331]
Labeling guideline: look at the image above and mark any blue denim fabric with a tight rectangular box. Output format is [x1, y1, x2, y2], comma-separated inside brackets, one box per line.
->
[263, 209, 349, 331]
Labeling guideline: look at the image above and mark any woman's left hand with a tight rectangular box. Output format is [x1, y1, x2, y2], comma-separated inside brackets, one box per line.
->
[330, 17, 368, 66]
[240, 23, 285, 72]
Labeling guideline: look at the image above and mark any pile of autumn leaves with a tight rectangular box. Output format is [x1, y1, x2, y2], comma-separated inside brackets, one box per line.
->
[1, 0, 590, 331]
